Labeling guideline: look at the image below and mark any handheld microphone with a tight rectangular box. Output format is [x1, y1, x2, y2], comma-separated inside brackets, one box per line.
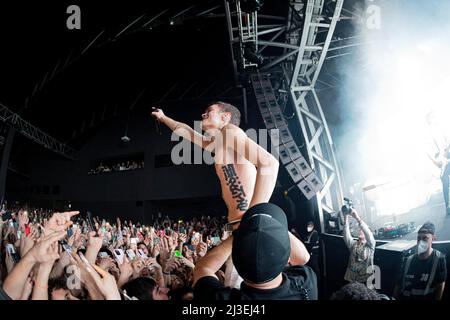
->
[155, 118, 161, 135]
[152, 107, 162, 135]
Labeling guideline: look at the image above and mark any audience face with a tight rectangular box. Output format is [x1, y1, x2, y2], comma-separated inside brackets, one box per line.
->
[90, 159, 144, 174]
[170, 274, 185, 291]
[138, 244, 149, 256]
[358, 229, 366, 242]
[152, 285, 170, 300]
[417, 232, 432, 242]
[181, 292, 194, 300]
[417, 232, 433, 250]
[51, 288, 79, 300]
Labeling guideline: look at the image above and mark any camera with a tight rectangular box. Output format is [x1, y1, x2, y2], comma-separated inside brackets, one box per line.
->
[341, 197, 354, 215]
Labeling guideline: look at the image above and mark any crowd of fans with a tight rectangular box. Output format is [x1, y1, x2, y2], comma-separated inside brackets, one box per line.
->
[0, 205, 234, 300]
[88, 160, 144, 175]
[0, 203, 447, 301]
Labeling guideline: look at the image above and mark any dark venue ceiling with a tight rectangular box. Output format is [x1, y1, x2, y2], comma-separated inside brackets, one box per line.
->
[0, 0, 360, 166]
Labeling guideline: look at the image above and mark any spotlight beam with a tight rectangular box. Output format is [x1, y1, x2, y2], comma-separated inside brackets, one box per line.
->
[115, 14, 147, 39]
[142, 9, 169, 28]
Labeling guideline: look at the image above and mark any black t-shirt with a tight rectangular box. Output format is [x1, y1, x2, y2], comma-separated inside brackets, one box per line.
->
[194, 265, 318, 300]
[397, 250, 447, 300]
[0, 286, 12, 300]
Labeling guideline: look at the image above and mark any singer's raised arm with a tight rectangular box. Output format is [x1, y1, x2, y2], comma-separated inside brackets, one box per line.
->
[151, 108, 212, 149]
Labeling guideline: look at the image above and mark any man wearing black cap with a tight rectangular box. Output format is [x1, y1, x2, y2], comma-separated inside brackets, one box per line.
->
[193, 203, 317, 300]
[393, 221, 447, 300]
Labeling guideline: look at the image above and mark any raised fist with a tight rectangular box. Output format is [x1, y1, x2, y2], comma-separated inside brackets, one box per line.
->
[151, 108, 165, 121]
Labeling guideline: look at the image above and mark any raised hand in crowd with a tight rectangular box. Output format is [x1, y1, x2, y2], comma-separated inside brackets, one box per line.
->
[117, 257, 134, 288]
[151, 242, 161, 258]
[32, 239, 60, 300]
[18, 210, 29, 231]
[166, 235, 177, 252]
[196, 239, 208, 259]
[177, 255, 196, 270]
[49, 250, 72, 280]
[191, 232, 201, 247]
[143, 235, 152, 247]
[158, 238, 173, 274]
[20, 224, 39, 258]
[43, 211, 79, 235]
[85, 230, 104, 264]
[67, 226, 78, 248]
[177, 232, 187, 251]
[132, 256, 146, 279]
[142, 258, 165, 288]
[5, 250, 15, 274]
[69, 253, 104, 300]
[0, 202, 243, 301]
[3, 230, 66, 300]
[91, 264, 122, 300]
[98, 257, 118, 276]
[178, 232, 187, 244]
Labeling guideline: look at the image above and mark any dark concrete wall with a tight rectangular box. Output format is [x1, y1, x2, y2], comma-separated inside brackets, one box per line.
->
[7, 107, 221, 219]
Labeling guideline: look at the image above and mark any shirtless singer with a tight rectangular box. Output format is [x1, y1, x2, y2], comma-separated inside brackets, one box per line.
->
[151, 102, 310, 287]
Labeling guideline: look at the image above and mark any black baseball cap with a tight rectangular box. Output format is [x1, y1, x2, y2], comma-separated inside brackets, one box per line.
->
[418, 221, 435, 235]
[232, 203, 290, 284]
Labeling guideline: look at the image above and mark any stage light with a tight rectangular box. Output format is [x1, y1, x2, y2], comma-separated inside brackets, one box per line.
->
[240, 0, 265, 14]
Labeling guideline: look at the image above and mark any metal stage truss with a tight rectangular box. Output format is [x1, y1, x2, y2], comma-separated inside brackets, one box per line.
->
[0, 102, 76, 160]
[225, 0, 346, 232]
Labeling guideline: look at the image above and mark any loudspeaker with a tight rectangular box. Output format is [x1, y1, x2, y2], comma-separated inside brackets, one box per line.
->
[251, 72, 323, 200]
[374, 240, 417, 296]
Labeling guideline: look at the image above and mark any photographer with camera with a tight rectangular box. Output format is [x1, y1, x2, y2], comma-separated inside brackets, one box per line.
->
[342, 199, 375, 285]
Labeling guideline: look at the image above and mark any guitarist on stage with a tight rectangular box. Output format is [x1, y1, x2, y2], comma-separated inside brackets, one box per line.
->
[429, 144, 450, 216]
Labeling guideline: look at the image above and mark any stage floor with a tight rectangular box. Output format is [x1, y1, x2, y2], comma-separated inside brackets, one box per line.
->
[372, 195, 450, 241]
